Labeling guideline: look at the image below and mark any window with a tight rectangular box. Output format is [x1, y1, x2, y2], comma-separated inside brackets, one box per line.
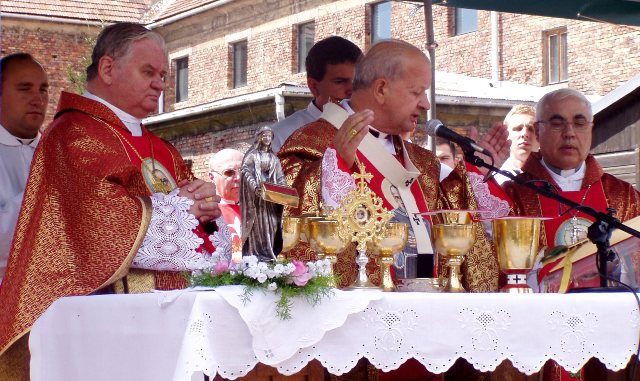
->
[454, 8, 478, 35]
[297, 22, 315, 73]
[545, 29, 568, 84]
[371, 1, 391, 43]
[232, 40, 248, 88]
[175, 57, 188, 103]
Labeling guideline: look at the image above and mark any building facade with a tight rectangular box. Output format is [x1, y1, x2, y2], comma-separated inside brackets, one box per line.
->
[2, 0, 639, 180]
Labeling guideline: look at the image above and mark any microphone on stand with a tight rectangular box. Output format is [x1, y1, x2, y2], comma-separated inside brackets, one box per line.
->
[425, 119, 491, 157]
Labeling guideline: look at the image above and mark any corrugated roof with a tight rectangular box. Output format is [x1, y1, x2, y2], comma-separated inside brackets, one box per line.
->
[1, 0, 157, 23]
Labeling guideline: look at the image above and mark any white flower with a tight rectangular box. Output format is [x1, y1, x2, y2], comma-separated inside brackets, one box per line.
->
[257, 273, 268, 283]
[273, 264, 285, 275]
[267, 282, 277, 291]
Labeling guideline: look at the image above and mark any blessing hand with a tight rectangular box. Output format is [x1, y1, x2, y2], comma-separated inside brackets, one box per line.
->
[468, 122, 510, 175]
[332, 110, 374, 168]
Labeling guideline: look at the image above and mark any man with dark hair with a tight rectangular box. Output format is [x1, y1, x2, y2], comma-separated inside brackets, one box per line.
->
[0, 23, 224, 378]
[271, 36, 362, 152]
[0, 53, 48, 286]
[434, 137, 457, 180]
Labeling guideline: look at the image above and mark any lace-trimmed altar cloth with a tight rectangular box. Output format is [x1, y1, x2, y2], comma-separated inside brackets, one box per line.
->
[29, 291, 640, 381]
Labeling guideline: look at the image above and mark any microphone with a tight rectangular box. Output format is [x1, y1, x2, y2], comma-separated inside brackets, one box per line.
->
[425, 119, 491, 157]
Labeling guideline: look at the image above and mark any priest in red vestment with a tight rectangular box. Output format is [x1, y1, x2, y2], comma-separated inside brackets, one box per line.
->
[0, 23, 226, 379]
[502, 88, 640, 381]
[279, 39, 507, 294]
[503, 88, 640, 284]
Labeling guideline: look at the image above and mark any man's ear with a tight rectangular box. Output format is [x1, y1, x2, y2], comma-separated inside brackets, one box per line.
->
[97, 56, 116, 85]
[372, 78, 388, 105]
[534, 123, 540, 141]
[307, 77, 321, 98]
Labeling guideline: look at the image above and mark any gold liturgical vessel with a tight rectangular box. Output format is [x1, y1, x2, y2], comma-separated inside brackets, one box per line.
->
[492, 217, 542, 293]
[368, 222, 409, 292]
[281, 216, 301, 253]
[309, 220, 350, 286]
[330, 162, 393, 290]
[430, 210, 475, 293]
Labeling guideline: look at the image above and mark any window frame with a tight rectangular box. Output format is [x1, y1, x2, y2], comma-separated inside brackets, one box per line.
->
[296, 21, 315, 74]
[174, 56, 189, 103]
[454, 7, 478, 36]
[232, 40, 248, 88]
[371, 1, 392, 44]
[543, 27, 568, 85]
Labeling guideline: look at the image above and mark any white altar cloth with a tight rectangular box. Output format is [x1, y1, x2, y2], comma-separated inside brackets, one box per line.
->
[29, 287, 640, 381]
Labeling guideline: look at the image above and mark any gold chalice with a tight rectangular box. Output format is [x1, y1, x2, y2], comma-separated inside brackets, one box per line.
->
[369, 222, 409, 292]
[281, 216, 301, 253]
[492, 217, 543, 293]
[429, 210, 476, 293]
[309, 220, 349, 286]
[299, 212, 325, 242]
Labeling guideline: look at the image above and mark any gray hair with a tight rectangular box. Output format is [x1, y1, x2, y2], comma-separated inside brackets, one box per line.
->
[86, 22, 165, 81]
[536, 88, 592, 121]
[352, 39, 429, 91]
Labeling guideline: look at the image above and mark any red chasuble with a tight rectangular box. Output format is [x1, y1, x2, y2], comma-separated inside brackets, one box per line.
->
[0, 92, 207, 364]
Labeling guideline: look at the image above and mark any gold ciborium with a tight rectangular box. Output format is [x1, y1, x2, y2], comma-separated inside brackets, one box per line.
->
[369, 222, 409, 292]
[492, 217, 542, 293]
[309, 220, 349, 286]
[430, 210, 475, 293]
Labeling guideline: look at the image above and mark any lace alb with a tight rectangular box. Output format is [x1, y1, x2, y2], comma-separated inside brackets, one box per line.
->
[133, 189, 213, 271]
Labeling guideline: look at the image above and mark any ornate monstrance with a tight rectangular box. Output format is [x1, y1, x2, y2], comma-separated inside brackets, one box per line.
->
[330, 161, 392, 288]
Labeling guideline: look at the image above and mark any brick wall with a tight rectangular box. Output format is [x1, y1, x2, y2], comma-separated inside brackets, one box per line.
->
[1, 19, 99, 128]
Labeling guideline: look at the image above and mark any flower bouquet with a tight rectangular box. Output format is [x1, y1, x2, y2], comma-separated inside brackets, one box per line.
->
[189, 254, 337, 319]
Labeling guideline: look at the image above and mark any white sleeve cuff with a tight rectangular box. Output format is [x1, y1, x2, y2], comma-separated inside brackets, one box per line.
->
[132, 189, 212, 271]
[321, 147, 356, 209]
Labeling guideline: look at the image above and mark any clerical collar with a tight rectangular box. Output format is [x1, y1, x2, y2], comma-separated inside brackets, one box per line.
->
[0, 123, 40, 148]
[541, 158, 584, 178]
[84, 91, 143, 136]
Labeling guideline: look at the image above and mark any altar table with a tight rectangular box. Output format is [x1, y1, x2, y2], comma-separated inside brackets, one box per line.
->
[29, 286, 640, 381]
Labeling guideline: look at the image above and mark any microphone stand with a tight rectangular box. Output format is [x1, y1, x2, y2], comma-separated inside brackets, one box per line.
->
[463, 148, 640, 290]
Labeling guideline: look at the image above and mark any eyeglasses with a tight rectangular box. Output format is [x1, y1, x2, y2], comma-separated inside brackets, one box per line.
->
[212, 169, 240, 178]
[534, 116, 593, 131]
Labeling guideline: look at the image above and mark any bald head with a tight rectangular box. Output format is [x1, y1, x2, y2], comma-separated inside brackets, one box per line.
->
[209, 148, 243, 203]
[353, 39, 429, 91]
[350, 39, 431, 136]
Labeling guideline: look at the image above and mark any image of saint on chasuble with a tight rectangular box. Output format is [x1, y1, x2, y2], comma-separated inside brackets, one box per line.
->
[279, 102, 498, 291]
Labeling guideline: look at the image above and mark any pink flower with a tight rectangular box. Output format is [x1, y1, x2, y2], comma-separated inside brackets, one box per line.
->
[291, 260, 312, 286]
[211, 260, 230, 275]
